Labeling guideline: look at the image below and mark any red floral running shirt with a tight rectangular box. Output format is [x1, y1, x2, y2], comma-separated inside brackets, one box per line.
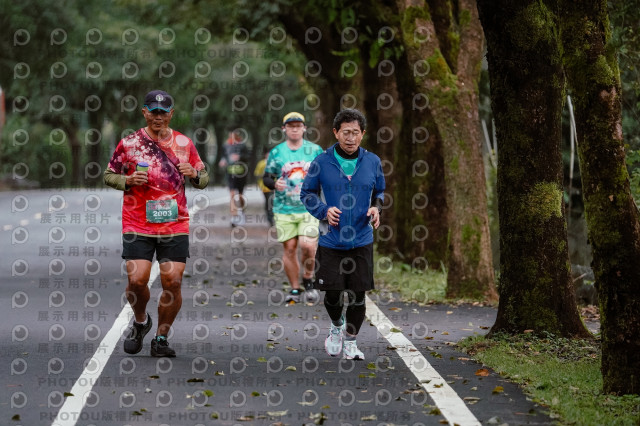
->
[107, 128, 205, 236]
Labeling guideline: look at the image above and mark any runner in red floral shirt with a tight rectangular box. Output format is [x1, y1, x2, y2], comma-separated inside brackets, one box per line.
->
[104, 90, 209, 357]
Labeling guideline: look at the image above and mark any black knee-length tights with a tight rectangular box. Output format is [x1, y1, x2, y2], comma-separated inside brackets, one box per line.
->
[323, 290, 366, 336]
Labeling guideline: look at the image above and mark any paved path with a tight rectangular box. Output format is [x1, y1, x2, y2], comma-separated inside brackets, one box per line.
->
[2, 187, 556, 425]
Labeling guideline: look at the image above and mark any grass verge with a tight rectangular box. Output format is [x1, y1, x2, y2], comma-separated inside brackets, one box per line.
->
[373, 253, 447, 303]
[457, 333, 640, 425]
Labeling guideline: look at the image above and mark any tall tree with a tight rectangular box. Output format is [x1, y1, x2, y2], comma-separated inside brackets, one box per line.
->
[560, 0, 640, 394]
[476, 0, 589, 335]
[396, 0, 497, 300]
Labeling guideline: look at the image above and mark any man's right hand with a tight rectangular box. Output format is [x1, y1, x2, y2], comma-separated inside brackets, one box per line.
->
[326, 206, 342, 226]
[275, 177, 287, 192]
[126, 171, 148, 187]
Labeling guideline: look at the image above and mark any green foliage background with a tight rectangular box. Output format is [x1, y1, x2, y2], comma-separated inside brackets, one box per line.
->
[0, 0, 310, 187]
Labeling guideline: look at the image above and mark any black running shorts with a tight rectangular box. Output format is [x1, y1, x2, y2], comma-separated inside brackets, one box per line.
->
[314, 243, 374, 292]
[122, 234, 189, 263]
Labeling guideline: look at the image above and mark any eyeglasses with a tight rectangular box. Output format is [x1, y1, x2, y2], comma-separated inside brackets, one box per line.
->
[340, 130, 362, 138]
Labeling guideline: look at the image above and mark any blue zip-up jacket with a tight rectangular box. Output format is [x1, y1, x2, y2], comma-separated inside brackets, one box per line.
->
[300, 143, 385, 249]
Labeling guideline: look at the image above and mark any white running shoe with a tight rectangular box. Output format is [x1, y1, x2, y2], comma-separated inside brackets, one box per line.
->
[325, 321, 344, 356]
[304, 289, 320, 303]
[343, 340, 364, 360]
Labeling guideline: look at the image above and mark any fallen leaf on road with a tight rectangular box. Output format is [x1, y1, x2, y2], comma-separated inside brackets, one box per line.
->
[236, 415, 254, 421]
[492, 386, 504, 394]
[475, 368, 490, 376]
[267, 410, 288, 417]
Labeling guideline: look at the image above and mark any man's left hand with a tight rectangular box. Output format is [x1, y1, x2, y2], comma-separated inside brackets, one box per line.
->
[178, 163, 198, 179]
[367, 207, 380, 229]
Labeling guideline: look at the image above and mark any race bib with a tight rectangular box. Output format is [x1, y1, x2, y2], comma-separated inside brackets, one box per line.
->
[146, 199, 178, 223]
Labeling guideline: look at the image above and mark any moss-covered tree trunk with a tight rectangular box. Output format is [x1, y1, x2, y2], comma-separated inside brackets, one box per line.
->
[477, 0, 589, 335]
[396, 0, 497, 300]
[560, 0, 640, 394]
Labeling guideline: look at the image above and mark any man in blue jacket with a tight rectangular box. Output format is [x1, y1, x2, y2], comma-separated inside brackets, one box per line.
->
[300, 108, 385, 360]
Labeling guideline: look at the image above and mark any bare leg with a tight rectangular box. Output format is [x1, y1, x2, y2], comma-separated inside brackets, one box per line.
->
[282, 238, 300, 290]
[157, 261, 185, 336]
[299, 236, 317, 280]
[229, 189, 238, 216]
[125, 259, 152, 323]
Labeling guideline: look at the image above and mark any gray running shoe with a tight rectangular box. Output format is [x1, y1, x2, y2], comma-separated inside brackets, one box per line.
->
[285, 289, 301, 303]
[304, 289, 320, 303]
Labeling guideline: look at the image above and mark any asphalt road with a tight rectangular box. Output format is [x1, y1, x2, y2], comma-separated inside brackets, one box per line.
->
[2, 187, 554, 425]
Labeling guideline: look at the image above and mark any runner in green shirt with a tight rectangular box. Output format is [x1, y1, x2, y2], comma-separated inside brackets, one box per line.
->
[263, 112, 323, 303]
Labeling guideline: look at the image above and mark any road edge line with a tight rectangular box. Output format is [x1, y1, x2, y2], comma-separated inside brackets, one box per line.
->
[365, 297, 481, 426]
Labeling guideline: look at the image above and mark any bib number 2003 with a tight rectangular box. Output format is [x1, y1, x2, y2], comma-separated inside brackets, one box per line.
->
[146, 199, 178, 223]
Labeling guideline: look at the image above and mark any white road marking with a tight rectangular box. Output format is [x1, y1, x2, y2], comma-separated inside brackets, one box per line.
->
[52, 189, 263, 425]
[51, 261, 160, 426]
[51, 194, 216, 426]
[366, 297, 482, 426]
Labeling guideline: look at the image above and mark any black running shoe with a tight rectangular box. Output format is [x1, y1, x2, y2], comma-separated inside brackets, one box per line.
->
[302, 277, 314, 291]
[123, 313, 152, 354]
[151, 335, 176, 357]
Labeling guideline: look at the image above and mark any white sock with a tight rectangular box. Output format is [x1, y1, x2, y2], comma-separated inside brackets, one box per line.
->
[135, 314, 148, 325]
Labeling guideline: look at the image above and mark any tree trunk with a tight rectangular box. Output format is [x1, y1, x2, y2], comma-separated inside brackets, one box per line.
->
[393, 89, 449, 265]
[278, 13, 347, 147]
[357, 0, 450, 265]
[360, 57, 401, 255]
[397, 0, 497, 300]
[560, 0, 640, 394]
[86, 112, 103, 188]
[477, 0, 589, 335]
